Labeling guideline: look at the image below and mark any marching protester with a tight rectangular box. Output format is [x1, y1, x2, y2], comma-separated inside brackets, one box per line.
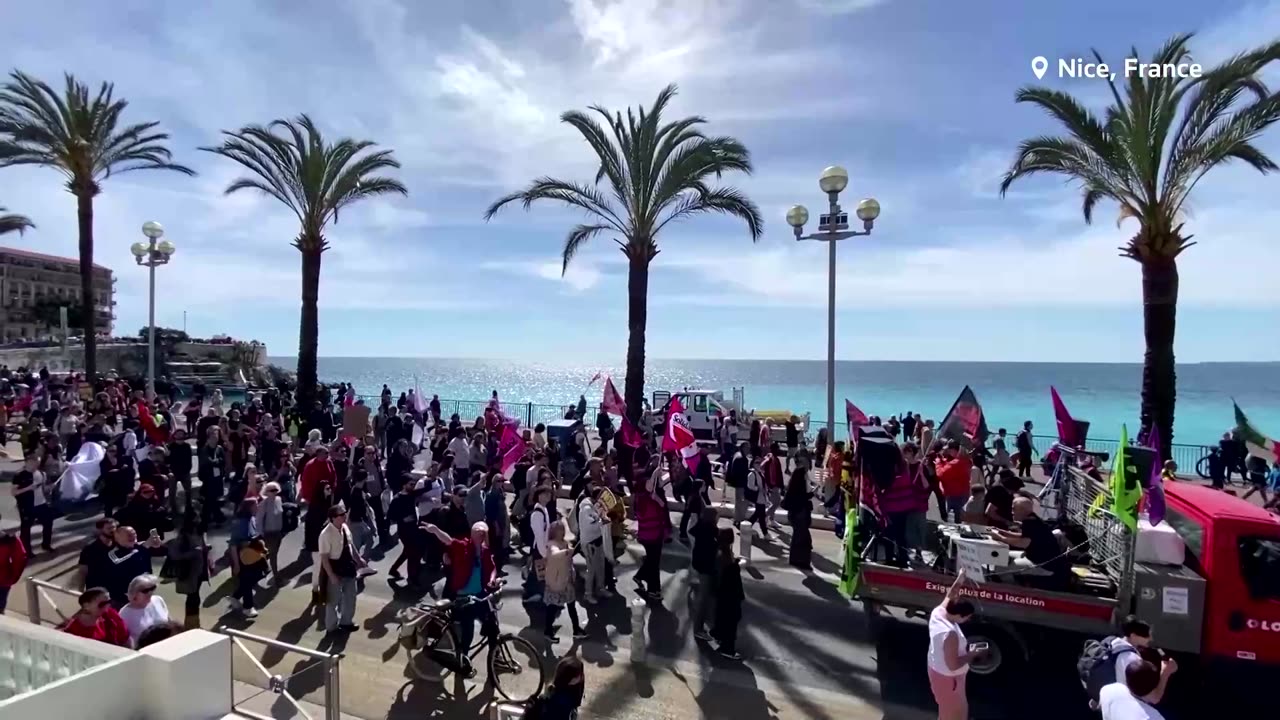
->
[690, 506, 719, 641]
[927, 570, 982, 720]
[104, 526, 161, 608]
[711, 526, 745, 660]
[318, 504, 364, 633]
[542, 519, 587, 643]
[118, 574, 170, 647]
[419, 519, 500, 672]
[0, 511, 27, 614]
[783, 450, 814, 570]
[168, 513, 211, 628]
[61, 586, 129, 647]
[12, 452, 54, 554]
[522, 656, 586, 720]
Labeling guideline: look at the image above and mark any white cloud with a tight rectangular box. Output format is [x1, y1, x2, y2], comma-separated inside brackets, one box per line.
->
[792, 0, 889, 14]
[481, 257, 604, 293]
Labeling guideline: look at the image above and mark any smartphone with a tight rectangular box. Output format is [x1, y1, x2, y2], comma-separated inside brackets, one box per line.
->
[968, 642, 989, 653]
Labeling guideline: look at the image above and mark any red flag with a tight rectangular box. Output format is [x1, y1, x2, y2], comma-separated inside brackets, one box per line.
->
[845, 399, 869, 441]
[662, 396, 700, 473]
[937, 385, 989, 446]
[620, 416, 644, 448]
[1050, 386, 1078, 447]
[13, 382, 40, 414]
[136, 401, 167, 445]
[602, 377, 626, 416]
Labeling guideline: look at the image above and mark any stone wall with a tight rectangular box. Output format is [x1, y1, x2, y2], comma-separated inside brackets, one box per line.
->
[0, 340, 268, 376]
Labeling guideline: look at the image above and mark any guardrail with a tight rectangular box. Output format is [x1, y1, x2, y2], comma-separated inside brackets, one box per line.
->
[23, 576, 79, 627]
[219, 626, 343, 720]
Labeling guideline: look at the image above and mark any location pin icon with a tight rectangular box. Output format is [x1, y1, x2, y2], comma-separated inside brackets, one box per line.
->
[1031, 56, 1048, 80]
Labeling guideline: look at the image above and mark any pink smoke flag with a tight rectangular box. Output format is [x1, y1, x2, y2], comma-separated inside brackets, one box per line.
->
[1145, 424, 1167, 525]
[845, 399, 869, 441]
[662, 396, 700, 473]
[413, 379, 427, 415]
[602, 377, 626, 416]
[1050, 386, 1078, 447]
[587, 371, 603, 387]
[619, 416, 644, 448]
[499, 422, 526, 479]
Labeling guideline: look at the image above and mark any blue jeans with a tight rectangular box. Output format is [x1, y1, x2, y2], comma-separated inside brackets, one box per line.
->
[325, 576, 358, 630]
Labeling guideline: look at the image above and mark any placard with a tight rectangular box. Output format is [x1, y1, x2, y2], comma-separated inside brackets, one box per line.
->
[342, 404, 371, 440]
[954, 539, 987, 583]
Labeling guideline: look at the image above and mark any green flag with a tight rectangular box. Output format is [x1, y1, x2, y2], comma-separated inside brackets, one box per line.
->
[838, 497, 861, 598]
[1111, 425, 1142, 531]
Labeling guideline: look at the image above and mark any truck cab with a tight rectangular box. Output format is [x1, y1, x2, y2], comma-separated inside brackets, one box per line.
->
[1163, 482, 1280, 668]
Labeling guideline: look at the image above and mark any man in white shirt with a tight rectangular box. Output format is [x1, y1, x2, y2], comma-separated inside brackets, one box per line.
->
[1099, 660, 1168, 720]
[522, 485, 554, 604]
[318, 505, 365, 633]
[447, 430, 470, 485]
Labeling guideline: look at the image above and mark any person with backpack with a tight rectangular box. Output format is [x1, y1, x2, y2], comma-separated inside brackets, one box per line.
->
[1015, 420, 1036, 479]
[522, 656, 585, 720]
[524, 484, 554, 604]
[1079, 616, 1175, 709]
[1099, 657, 1175, 720]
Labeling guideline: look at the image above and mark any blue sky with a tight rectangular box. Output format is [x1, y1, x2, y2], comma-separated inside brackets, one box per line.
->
[3, 0, 1279, 362]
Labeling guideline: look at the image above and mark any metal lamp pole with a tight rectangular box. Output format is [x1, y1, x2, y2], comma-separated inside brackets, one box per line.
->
[785, 166, 881, 439]
[131, 221, 175, 403]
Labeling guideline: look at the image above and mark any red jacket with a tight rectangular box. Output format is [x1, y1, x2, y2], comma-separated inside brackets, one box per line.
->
[60, 608, 130, 648]
[445, 538, 496, 595]
[300, 457, 336, 504]
[0, 533, 27, 587]
[936, 455, 974, 498]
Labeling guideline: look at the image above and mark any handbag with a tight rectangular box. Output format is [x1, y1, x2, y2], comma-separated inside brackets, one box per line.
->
[330, 529, 358, 578]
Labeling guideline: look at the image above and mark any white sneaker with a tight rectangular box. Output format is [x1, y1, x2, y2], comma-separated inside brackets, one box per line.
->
[242, 608, 259, 619]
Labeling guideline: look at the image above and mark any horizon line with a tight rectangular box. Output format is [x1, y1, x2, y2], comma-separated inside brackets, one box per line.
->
[265, 355, 1280, 366]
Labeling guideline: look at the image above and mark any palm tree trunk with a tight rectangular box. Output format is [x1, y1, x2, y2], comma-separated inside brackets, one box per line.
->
[623, 251, 650, 423]
[1139, 257, 1178, 460]
[76, 192, 97, 380]
[296, 246, 322, 410]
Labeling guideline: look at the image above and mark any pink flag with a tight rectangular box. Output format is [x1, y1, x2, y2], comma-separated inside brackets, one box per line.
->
[1146, 425, 1167, 525]
[662, 396, 700, 473]
[1050, 386, 1078, 447]
[619, 416, 644, 448]
[499, 421, 526, 478]
[13, 382, 40, 414]
[846, 399, 869, 442]
[602, 377, 626, 416]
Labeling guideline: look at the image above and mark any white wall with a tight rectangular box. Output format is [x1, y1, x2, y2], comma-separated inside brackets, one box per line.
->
[0, 622, 232, 720]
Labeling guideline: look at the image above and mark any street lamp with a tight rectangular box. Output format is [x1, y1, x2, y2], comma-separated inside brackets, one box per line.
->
[132, 221, 175, 402]
[786, 166, 881, 440]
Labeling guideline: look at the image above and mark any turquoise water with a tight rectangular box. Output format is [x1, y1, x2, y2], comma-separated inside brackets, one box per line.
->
[277, 357, 1280, 448]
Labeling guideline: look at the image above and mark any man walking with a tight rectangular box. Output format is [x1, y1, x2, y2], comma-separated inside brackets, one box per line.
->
[1015, 421, 1036, 479]
[318, 505, 364, 633]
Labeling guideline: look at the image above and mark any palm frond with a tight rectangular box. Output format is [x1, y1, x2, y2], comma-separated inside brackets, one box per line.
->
[0, 70, 191, 190]
[0, 207, 34, 235]
[561, 223, 612, 275]
[202, 115, 404, 236]
[654, 187, 763, 239]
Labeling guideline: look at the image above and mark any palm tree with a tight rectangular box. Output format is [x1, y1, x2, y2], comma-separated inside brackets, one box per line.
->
[485, 84, 762, 421]
[0, 207, 33, 235]
[1000, 35, 1280, 455]
[201, 115, 406, 409]
[0, 71, 194, 379]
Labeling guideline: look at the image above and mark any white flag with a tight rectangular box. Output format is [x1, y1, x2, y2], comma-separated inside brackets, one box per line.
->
[60, 442, 106, 502]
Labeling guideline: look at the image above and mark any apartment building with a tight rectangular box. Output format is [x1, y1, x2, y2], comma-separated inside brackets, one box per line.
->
[0, 246, 115, 341]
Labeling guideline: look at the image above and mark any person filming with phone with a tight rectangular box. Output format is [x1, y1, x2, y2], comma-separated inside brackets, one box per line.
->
[927, 569, 985, 720]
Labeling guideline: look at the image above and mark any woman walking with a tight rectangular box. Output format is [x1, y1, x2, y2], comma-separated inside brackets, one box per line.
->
[168, 513, 210, 629]
[575, 487, 609, 603]
[542, 520, 587, 643]
[783, 454, 814, 570]
[632, 478, 668, 602]
[255, 482, 286, 582]
[711, 527, 744, 660]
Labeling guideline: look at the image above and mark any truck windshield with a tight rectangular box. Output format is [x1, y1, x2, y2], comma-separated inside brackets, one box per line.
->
[1239, 537, 1280, 602]
[1164, 507, 1204, 559]
[692, 395, 707, 413]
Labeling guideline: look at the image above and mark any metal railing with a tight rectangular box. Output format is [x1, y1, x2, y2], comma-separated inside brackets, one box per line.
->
[24, 576, 79, 627]
[219, 626, 343, 720]
[489, 702, 526, 719]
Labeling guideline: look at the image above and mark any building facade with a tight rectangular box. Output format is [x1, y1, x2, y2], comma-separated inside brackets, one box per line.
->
[0, 247, 115, 341]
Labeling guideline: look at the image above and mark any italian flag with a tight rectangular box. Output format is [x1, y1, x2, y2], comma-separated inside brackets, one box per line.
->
[1234, 402, 1280, 464]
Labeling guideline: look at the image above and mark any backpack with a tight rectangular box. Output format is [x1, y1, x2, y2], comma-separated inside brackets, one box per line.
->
[1077, 635, 1131, 701]
[281, 502, 300, 534]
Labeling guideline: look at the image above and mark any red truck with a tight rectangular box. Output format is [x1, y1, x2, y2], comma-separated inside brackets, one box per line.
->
[855, 451, 1280, 712]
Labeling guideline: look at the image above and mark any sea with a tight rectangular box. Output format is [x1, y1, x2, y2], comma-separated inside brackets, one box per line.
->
[272, 357, 1280, 449]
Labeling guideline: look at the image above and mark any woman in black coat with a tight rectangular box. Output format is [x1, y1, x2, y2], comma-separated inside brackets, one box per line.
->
[711, 527, 745, 660]
[783, 457, 814, 571]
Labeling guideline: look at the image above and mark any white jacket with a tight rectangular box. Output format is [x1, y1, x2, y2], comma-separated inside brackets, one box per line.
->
[576, 497, 603, 544]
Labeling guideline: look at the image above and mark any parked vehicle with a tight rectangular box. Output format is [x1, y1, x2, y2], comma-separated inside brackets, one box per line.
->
[856, 445, 1280, 712]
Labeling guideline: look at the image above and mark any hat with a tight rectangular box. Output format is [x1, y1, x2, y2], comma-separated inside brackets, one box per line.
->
[327, 503, 348, 518]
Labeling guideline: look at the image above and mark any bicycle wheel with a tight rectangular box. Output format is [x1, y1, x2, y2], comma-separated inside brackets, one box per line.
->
[409, 616, 461, 682]
[487, 633, 546, 702]
[1196, 454, 1211, 480]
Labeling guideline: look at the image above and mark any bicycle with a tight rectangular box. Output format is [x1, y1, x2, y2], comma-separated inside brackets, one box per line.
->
[396, 589, 546, 703]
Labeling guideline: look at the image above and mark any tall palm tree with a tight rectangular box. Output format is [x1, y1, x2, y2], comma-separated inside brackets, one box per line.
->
[485, 84, 762, 421]
[1000, 35, 1280, 455]
[201, 115, 406, 409]
[0, 71, 194, 378]
[0, 207, 33, 235]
